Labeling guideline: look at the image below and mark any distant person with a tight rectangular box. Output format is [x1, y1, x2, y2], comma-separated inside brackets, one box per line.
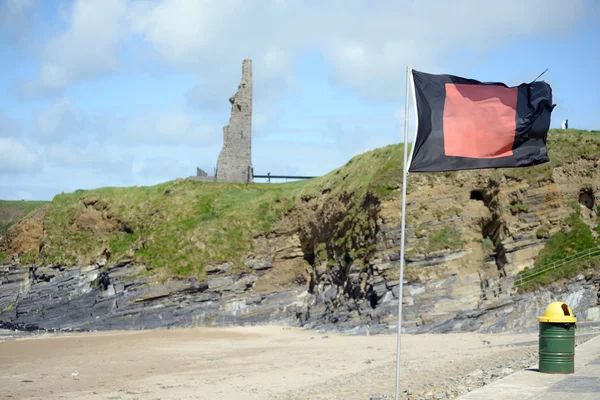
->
[561, 119, 568, 129]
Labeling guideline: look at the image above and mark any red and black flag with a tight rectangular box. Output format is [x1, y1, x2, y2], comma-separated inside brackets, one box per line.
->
[408, 70, 555, 172]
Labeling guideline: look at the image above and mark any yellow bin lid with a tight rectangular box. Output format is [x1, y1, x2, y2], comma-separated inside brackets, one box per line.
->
[538, 301, 577, 323]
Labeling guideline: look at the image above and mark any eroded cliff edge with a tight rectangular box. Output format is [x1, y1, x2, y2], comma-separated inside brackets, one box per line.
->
[1, 130, 599, 334]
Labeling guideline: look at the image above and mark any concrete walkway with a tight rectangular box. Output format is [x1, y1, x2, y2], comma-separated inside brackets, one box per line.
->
[459, 334, 600, 400]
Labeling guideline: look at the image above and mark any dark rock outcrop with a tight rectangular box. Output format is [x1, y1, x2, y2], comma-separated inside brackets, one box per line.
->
[0, 261, 305, 332]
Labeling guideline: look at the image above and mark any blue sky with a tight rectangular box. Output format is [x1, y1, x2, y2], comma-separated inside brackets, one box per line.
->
[0, 0, 599, 200]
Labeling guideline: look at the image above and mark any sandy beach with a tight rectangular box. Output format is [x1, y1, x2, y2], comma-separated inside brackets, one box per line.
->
[0, 326, 540, 400]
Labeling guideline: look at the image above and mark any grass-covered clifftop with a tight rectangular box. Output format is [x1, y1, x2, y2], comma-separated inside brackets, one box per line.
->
[2, 142, 406, 278]
[1, 129, 599, 280]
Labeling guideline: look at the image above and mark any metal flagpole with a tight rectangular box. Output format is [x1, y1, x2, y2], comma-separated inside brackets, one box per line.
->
[394, 65, 412, 400]
[532, 68, 549, 83]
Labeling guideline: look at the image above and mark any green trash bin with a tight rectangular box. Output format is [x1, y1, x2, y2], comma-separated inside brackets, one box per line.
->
[537, 301, 577, 374]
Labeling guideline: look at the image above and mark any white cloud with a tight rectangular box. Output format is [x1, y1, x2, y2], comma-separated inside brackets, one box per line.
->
[1, 0, 34, 14]
[0, 137, 39, 174]
[0, 0, 36, 46]
[5, 97, 221, 179]
[28, 96, 222, 161]
[124, 109, 221, 145]
[185, 80, 233, 112]
[315, 0, 586, 100]
[45, 144, 84, 166]
[21, 0, 587, 102]
[128, 0, 586, 101]
[129, 0, 298, 112]
[24, 0, 127, 94]
[35, 98, 83, 142]
[0, 111, 22, 138]
[44, 144, 107, 169]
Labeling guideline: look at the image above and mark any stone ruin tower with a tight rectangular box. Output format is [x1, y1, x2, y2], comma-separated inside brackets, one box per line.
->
[215, 59, 253, 183]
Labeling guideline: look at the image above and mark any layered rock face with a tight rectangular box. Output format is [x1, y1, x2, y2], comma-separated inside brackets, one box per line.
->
[215, 59, 253, 183]
[2, 258, 598, 334]
[0, 261, 305, 331]
[1, 161, 599, 334]
[395, 162, 600, 332]
[280, 164, 600, 334]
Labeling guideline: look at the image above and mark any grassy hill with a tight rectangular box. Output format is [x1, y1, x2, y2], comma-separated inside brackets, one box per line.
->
[9, 141, 406, 277]
[0, 200, 49, 236]
[1, 129, 599, 280]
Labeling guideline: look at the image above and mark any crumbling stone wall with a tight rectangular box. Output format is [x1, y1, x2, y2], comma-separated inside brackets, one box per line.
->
[215, 59, 253, 183]
[189, 167, 215, 182]
[196, 168, 208, 177]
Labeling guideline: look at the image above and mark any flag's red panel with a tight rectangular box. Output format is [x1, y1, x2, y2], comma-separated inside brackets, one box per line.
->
[443, 84, 518, 159]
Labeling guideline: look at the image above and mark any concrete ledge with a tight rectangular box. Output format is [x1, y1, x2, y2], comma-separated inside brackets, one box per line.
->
[459, 333, 600, 400]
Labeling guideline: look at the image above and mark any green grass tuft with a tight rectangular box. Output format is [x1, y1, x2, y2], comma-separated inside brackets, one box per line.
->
[509, 203, 529, 214]
[517, 211, 600, 291]
[410, 226, 466, 256]
[536, 227, 550, 239]
[427, 227, 465, 253]
[534, 213, 597, 268]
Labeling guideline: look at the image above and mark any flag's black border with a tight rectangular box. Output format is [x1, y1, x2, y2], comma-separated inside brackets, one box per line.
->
[408, 70, 555, 173]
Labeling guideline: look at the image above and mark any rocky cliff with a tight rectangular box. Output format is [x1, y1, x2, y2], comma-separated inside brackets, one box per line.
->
[1, 130, 600, 334]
